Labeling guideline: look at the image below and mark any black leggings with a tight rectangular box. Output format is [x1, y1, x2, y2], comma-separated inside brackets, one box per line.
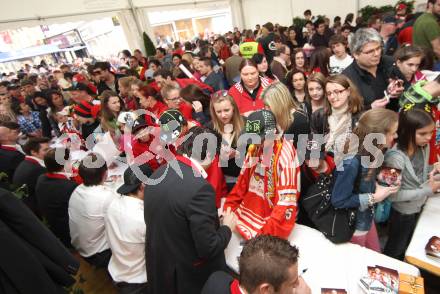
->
[383, 208, 419, 260]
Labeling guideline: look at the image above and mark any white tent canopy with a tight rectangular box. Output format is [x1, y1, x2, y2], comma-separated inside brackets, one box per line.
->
[0, 0, 427, 51]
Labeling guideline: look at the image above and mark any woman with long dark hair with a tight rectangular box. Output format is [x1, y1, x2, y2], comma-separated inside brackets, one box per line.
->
[384, 109, 440, 260]
[251, 53, 275, 80]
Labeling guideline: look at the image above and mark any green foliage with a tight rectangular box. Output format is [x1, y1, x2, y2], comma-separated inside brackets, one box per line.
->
[0, 172, 29, 199]
[143, 32, 156, 57]
[358, 0, 415, 23]
[293, 17, 307, 28]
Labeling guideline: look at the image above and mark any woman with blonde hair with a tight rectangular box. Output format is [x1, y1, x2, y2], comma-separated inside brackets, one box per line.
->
[208, 90, 245, 191]
[331, 108, 400, 251]
[311, 74, 363, 156]
[262, 81, 310, 147]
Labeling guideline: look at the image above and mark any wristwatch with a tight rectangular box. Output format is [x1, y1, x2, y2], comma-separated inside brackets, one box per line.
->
[368, 193, 375, 207]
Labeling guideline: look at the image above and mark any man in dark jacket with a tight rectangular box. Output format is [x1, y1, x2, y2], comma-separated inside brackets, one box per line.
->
[259, 22, 277, 64]
[343, 28, 404, 110]
[0, 122, 24, 188]
[13, 137, 50, 217]
[199, 57, 226, 92]
[35, 148, 78, 248]
[92, 61, 125, 95]
[144, 126, 237, 294]
[0, 188, 79, 294]
[311, 18, 333, 48]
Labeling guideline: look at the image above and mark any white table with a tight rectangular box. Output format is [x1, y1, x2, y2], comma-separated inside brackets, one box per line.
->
[405, 194, 440, 276]
[225, 224, 420, 293]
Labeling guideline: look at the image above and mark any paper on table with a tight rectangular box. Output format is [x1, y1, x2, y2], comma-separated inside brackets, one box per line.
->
[92, 131, 120, 166]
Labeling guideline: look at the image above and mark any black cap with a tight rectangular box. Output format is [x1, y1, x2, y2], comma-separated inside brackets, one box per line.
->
[7, 83, 19, 90]
[159, 109, 186, 143]
[244, 110, 277, 137]
[132, 116, 149, 134]
[382, 14, 397, 24]
[117, 163, 153, 195]
[67, 83, 96, 95]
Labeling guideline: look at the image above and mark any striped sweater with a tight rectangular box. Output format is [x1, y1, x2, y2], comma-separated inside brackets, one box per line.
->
[223, 138, 300, 240]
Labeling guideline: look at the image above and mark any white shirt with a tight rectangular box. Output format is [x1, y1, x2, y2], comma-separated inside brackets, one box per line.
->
[68, 184, 118, 257]
[329, 54, 354, 75]
[105, 195, 147, 283]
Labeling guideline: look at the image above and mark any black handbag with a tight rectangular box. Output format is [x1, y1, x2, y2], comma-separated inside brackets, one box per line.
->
[301, 159, 361, 244]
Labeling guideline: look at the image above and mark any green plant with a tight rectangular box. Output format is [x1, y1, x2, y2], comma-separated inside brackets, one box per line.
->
[293, 17, 307, 28]
[358, 0, 415, 23]
[143, 32, 156, 57]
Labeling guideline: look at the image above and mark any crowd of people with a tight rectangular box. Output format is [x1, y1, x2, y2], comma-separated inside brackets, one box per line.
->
[1, 1, 440, 293]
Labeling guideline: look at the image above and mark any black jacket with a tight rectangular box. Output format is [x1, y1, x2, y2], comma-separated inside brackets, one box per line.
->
[0, 188, 79, 294]
[35, 174, 78, 248]
[201, 271, 234, 294]
[0, 146, 24, 187]
[144, 160, 232, 294]
[12, 159, 46, 216]
[259, 32, 277, 64]
[311, 33, 331, 48]
[342, 56, 394, 108]
[97, 73, 125, 95]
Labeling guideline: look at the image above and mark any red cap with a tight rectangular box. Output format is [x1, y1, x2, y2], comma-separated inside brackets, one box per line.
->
[73, 74, 87, 83]
[396, 3, 407, 11]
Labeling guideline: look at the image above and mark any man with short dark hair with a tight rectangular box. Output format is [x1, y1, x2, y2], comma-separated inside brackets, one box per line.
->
[259, 22, 277, 64]
[153, 68, 214, 94]
[105, 164, 152, 293]
[93, 61, 125, 95]
[145, 126, 237, 294]
[0, 122, 24, 188]
[68, 153, 117, 267]
[13, 137, 50, 216]
[311, 18, 333, 48]
[199, 57, 226, 92]
[202, 235, 311, 294]
[129, 56, 147, 81]
[380, 14, 398, 56]
[270, 45, 291, 83]
[35, 148, 78, 248]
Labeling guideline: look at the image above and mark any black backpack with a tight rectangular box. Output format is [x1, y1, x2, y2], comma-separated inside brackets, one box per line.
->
[301, 156, 361, 244]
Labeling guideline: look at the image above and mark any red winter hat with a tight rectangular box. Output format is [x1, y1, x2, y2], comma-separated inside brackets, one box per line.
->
[73, 73, 87, 83]
[74, 100, 101, 119]
[396, 3, 407, 11]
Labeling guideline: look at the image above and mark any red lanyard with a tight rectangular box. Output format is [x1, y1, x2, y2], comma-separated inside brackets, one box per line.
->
[25, 156, 41, 166]
[45, 173, 69, 180]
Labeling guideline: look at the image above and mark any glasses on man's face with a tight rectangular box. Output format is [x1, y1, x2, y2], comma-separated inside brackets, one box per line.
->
[166, 96, 181, 102]
[326, 89, 346, 97]
[361, 46, 382, 56]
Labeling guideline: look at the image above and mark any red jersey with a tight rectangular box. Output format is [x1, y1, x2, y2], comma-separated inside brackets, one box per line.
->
[228, 77, 272, 115]
[223, 139, 300, 240]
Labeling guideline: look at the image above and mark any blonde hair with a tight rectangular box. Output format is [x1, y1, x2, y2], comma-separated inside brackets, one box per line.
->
[160, 82, 180, 100]
[118, 76, 138, 89]
[209, 93, 244, 145]
[350, 108, 398, 156]
[182, 52, 194, 65]
[262, 81, 300, 132]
